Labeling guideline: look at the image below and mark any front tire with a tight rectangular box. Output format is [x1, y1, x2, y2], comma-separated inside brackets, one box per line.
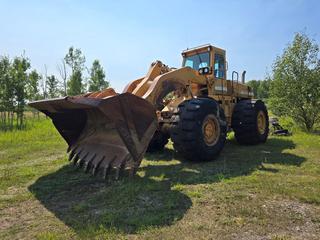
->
[171, 98, 227, 161]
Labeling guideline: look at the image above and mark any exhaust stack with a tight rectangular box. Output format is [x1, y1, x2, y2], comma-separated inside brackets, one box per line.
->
[241, 70, 246, 84]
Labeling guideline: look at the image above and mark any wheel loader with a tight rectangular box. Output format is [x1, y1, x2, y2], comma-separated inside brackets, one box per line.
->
[30, 44, 269, 179]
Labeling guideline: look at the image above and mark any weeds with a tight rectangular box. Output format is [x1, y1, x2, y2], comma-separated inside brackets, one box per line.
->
[0, 117, 319, 239]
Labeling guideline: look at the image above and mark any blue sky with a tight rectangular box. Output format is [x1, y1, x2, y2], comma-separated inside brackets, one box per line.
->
[1, 0, 319, 91]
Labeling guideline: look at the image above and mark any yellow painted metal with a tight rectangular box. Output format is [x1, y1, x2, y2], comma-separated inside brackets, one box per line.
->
[121, 45, 256, 128]
[257, 111, 267, 134]
[202, 114, 220, 146]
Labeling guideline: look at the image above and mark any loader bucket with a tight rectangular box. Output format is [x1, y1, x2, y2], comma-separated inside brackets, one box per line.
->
[29, 93, 158, 179]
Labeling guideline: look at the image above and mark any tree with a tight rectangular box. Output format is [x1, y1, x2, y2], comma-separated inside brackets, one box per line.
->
[246, 79, 270, 99]
[27, 70, 41, 101]
[257, 79, 271, 99]
[65, 47, 86, 95]
[246, 80, 260, 98]
[0, 56, 12, 127]
[26, 69, 41, 119]
[64, 47, 85, 73]
[67, 71, 83, 96]
[89, 60, 109, 91]
[57, 59, 67, 96]
[11, 55, 31, 129]
[40, 65, 48, 99]
[269, 33, 320, 131]
[46, 75, 59, 98]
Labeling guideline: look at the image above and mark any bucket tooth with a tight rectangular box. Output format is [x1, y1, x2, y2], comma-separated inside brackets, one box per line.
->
[84, 153, 97, 173]
[78, 152, 89, 168]
[67, 145, 72, 153]
[68, 145, 79, 161]
[114, 154, 131, 180]
[72, 154, 80, 165]
[72, 148, 83, 165]
[92, 156, 105, 176]
[103, 165, 110, 180]
[84, 161, 92, 173]
[83, 162, 90, 173]
[103, 155, 116, 179]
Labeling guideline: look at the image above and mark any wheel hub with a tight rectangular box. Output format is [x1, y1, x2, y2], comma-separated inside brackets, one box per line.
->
[257, 111, 267, 134]
[202, 115, 220, 146]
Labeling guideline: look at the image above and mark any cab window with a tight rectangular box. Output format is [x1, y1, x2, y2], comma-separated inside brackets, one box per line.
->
[183, 52, 210, 70]
[214, 54, 225, 78]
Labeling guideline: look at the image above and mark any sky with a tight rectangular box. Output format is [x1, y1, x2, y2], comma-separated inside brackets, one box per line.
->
[0, 0, 320, 91]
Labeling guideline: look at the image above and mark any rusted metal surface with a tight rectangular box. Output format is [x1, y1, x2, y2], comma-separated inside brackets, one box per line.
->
[29, 92, 157, 179]
[29, 61, 207, 179]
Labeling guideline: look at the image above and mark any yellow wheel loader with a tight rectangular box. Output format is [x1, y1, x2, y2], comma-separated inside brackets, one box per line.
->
[30, 44, 269, 179]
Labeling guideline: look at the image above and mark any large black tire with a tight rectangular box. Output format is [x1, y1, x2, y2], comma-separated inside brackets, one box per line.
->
[171, 98, 227, 161]
[146, 130, 169, 153]
[231, 99, 269, 144]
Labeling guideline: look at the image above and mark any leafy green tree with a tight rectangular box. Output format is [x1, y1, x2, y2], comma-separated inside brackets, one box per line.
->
[67, 71, 83, 96]
[246, 80, 260, 97]
[257, 79, 271, 99]
[46, 75, 59, 98]
[65, 47, 85, 73]
[27, 70, 41, 101]
[246, 79, 270, 99]
[65, 47, 86, 95]
[89, 60, 109, 91]
[11, 55, 31, 128]
[0, 56, 13, 127]
[26, 69, 41, 119]
[269, 33, 320, 131]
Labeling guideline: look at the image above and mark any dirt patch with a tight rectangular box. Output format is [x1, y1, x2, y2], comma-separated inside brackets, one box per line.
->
[0, 199, 46, 230]
[266, 199, 320, 239]
[0, 199, 63, 240]
[234, 199, 320, 240]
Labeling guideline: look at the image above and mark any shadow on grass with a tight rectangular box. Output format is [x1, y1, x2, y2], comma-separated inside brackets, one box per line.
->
[143, 137, 305, 184]
[29, 137, 305, 235]
[29, 166, 192, 235]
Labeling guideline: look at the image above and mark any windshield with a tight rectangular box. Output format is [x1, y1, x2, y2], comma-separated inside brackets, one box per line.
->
[183, 52, 210, 70]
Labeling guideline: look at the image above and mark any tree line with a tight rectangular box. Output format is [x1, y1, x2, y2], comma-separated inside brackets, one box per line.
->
[246, 32, 320, 131]
[1, 33, 319, 132]
[246, 79, 271, 100]
[0, 47, 109, 130]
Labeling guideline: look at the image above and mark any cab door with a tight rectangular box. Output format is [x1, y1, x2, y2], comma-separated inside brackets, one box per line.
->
[212, 49, 227, 95]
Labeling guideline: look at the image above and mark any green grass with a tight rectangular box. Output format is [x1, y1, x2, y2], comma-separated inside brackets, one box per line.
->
[0, 118, 320, 239]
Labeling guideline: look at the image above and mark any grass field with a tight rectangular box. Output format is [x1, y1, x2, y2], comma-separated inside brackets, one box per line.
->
[0, 118, 320, 240]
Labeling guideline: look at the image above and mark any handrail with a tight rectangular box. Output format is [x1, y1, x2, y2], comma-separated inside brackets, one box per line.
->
[231, 71, 239, 94]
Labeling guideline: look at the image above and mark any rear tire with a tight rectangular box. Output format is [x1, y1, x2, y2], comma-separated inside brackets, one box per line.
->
[231, 100, 269, 144]
[171, 98, 227, 161]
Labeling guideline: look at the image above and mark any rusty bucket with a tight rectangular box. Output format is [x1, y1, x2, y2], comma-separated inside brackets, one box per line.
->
[29, 92, 157, 179]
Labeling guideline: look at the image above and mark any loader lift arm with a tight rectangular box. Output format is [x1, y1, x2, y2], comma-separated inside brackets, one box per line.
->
[29, 61, 206, 179]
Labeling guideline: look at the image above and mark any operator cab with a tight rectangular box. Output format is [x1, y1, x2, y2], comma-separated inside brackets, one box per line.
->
[181, 44, 226, 79]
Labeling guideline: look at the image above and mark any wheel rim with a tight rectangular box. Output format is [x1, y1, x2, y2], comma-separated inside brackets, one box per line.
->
[257, 111, 267, 135]
[202, 115, 220, 146]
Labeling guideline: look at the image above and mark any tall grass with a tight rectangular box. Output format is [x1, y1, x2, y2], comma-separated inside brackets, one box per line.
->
[0, 114, 320, 240]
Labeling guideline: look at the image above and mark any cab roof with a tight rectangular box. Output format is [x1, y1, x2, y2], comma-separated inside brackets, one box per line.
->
[181, 44, 225, 56]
